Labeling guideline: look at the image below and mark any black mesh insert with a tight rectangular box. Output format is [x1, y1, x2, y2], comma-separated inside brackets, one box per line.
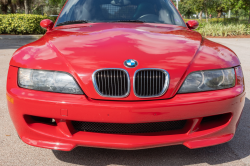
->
[72, 120, 186, 134]
[100, 4, 137, 20]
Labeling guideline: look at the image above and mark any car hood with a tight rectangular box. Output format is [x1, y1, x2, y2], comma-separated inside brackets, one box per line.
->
[11, 23, 239, 100]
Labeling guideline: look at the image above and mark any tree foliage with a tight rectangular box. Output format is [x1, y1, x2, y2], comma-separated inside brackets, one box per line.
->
[0, 0, 23, 14]
[0, 0, 250, 23]
[0, 14, 56, 34]
[0, 0, 67, 14]
[177, 0, 250, 21]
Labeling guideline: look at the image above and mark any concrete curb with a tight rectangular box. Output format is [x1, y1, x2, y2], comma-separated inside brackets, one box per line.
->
[0, 35, 43, 40]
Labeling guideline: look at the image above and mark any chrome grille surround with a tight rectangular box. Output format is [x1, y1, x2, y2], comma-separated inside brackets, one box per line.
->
[133, 68, 170, 98]
[92, 68, 130, 98]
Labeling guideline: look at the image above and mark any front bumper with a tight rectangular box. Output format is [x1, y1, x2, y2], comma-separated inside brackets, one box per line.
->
[7, 66, 245, 151]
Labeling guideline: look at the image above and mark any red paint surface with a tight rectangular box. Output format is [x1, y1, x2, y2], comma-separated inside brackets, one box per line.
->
[186, 20, 199, 30]
[7, 65, 245, 150]
[184, 134, 234, 149]
[7, 2, 245, 149]
[10, 23, 240, 101]
[40, 19, 54, 31]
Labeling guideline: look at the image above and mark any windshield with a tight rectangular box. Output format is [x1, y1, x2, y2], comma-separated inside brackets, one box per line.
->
[56, 0, 186, 27]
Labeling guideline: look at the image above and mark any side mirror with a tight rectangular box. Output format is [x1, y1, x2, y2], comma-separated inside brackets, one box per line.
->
[40, 19, 54, 31]
[186, 20, 199, 30]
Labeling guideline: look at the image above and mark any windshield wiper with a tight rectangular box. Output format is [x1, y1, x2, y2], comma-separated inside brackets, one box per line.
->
[111, 20, 145, 23]
[57, 20, 89, 26]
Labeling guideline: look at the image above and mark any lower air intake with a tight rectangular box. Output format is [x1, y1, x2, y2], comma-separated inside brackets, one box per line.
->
[71, 120, 186, 134]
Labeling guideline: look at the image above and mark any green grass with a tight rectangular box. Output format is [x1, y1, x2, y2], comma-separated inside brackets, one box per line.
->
[0, 14, 249, 36]
[184, 18, 250, 37]
[196, 22, 250, 37]
[0, 14, 57, 35]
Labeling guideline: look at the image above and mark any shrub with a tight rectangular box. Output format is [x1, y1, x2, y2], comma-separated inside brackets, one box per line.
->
[184, 18, 239, 23]
[0, 14, 57, 35]
[184, 18, 250, 37]
[0, 14, 249, 36]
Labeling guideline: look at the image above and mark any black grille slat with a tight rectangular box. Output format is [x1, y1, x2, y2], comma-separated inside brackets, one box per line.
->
[152, 70, 155, 95]
[113, 70, 116, 96]
[144, 71, 146, 96]
[111, 70, 114, 95]
[134, 69, 167, 97]
[116, 70, 119, 96]
[149, 70, 151, 96]
[101, 71, 104, 94]
[159, 71, 161, 92]
[120, 71, 122, 95]
[138, 72, 140, 96]
[94, 69, 129, 97]
[72, 120, 186, 134]
[156, 71, 158, 94]
[117, 70, 120, 96]
[162, 72, 165, 89]
[104, 71, 107, 95]
[108, 71, 110, 95]
[123, 72, 126, 95]
[146, 70, 149, 96]
[139, 72, 143, 96]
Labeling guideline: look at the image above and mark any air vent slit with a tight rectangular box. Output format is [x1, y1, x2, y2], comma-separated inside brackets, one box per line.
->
[123, 72, 126, 95]
[149, 70, 151, 96]
[119, 71, 123, 94]
[107, 70, 110, 95]
[140, 72, 142, 96]
[144, 71, 146, 96]
[159, 71, 161, 93]
[146, 71, 149, 96]
[153, 70, 155, 95]
[156, 71, 158, 95]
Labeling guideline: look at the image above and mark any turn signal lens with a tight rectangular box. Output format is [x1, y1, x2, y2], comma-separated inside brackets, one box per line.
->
[235, 66, 244, 86]
[6, 94, 14, 104]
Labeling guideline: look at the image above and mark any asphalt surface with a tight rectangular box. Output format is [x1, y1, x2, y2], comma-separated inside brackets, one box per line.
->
[0, 38, 249, 166]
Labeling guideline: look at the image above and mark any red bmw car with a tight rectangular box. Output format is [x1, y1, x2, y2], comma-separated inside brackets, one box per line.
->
[7, 0, 245, 151]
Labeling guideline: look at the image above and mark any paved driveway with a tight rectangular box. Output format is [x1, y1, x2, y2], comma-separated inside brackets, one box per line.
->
[0, 38, 249, 166]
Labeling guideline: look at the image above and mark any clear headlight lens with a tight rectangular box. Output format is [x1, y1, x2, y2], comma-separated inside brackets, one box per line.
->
[18, 68, 83, 94]
[178, 68, 235, 94]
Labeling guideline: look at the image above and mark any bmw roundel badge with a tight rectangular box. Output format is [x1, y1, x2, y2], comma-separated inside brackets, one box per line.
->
[124, 59, 138, 68]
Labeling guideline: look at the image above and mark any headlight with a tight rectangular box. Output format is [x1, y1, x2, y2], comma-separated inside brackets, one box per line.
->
[178, 68, 235, 94]
[18, 68, 83, 94]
